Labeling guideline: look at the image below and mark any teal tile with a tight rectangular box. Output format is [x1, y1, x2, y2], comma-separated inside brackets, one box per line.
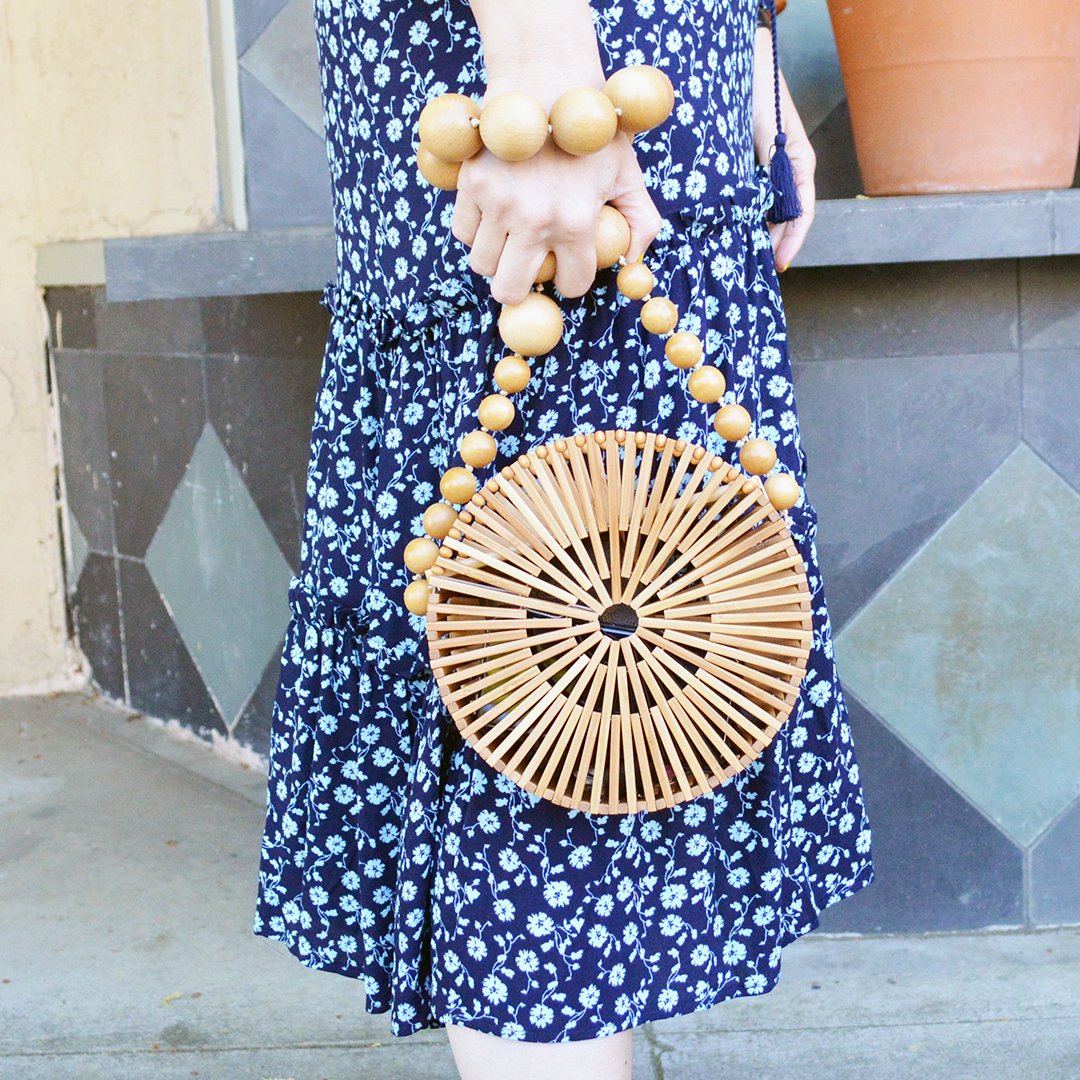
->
[65, 509, 90, 594]
[145, 424, 293, 728]
[835, 445, 1080, 848]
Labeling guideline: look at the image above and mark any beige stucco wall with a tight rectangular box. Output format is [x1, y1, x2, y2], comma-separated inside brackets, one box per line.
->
[0, 0, 219, 693]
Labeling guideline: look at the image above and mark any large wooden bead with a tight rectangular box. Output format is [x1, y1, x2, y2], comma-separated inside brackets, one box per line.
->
[616, 261, 654, 299]
[535, 251, 557, 283]
[478, 393, 515, 430]
[687, 365, 726, 403]
[665, 331, 702, 369]
[499, 292, 563, 355]
[765, 472, 801, 511]
[479, 92, 549, 161]
[416, 144, 460, 190]
[418, 94, 482, 162]
[403, 579, 431, 616]
[549, 87, 619, 156]
[404, 537, 439, 574]
[441, 467, 478, 504]
[595, 205, 631, 268]
[494, 354, 531, 393]
[423, 501, 457, 540]
[713, 403, 753, 441]
[740, 438, 778, 476]
[460, 430, 498, 468]
[641, 296, 679, 335]
[604, 65, 676, 135]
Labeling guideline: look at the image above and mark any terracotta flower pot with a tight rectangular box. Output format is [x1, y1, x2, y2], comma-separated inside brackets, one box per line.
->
[826, 0, 1080, 195]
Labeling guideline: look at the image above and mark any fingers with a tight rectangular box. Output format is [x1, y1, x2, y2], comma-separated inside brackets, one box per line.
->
[771, 169, 815, 272]
[451, 192, 481, 248]
[612, 186, 663, 264]
[608, 134, 662, 262]
[470, 218, 508, 279]
[552, 231, 597, 299]
[771, 205, 814, 273]
[491, 236, 550, 306]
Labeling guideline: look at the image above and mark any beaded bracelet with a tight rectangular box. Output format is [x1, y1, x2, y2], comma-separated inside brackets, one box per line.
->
[417, 64, 675, 187]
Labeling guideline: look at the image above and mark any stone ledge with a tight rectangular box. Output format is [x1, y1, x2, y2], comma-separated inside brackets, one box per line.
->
[800, 188, 1080, 267]
[103, 226, 337, 301]
[40, 189, 1080, 301]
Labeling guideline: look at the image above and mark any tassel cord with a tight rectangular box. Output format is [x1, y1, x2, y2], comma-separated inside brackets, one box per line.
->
[763, 0, 803, 225]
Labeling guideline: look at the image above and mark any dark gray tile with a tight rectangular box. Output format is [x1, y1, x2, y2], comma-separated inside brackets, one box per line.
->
[1019, 257, 1080, 351]
[119, 560, 227, 738]
[240, 69, 334, 229]
[793, 353, 1021, 629]
[102, 355, 206, 558]
[53, 351, 114, 554]
[234, 0, 291, 55]
[818, 697, 1024, 934]
[1023, 349, 1080, 494]
[782, 261, 1019, 360]
[809, 99, 863, 202]
[44, 287, 98, 350]
[231, 642, 283, 756]
[1031, 797, 1080, 926]
[95, 294, 205, 355]
[201, 291, 329, 360]
[72, 553, 125, 702]
[205, 348, 322, 572]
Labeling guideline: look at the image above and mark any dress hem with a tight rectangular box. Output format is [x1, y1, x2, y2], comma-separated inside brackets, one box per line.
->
[253, 860, 875, 1041]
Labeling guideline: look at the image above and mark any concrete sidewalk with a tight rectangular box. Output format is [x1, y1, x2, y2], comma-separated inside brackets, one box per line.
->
[1, 693, 1078, 1080]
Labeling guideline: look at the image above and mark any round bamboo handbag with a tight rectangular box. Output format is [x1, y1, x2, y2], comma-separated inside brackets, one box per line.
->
[405, 34, 809, 815]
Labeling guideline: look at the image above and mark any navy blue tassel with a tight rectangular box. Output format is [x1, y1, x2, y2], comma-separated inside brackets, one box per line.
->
[763, 0, 802, 225]
[767, 132, 802, 224]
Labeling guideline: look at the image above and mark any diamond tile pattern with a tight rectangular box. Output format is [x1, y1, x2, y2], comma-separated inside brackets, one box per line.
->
[145, 424, 293, 728]
[1031, 795, 1080, 925]
[835, 445, 1080, 848]
[121, 559, 227, 738]
[239, 67, 334, 229]
[818, 698, 1023, 933]
[240, 0, 324, 137]
[792, 352, 1021, 630]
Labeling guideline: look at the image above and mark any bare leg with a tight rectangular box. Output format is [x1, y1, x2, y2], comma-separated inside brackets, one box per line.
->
[446, 1024, 633, 1080]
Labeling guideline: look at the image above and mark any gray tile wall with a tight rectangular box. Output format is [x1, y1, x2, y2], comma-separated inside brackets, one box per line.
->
[46, 254, 1080, 933]
[783, 255, 1080, 932]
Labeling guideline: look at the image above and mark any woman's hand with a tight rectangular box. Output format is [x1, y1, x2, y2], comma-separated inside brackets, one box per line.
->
[752, 26, 816, 272]
[460, 0, 662, 306]
[453, 134, 662, 306]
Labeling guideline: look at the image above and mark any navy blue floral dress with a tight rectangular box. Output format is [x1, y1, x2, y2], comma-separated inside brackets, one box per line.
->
[254, 0, 873, 1042]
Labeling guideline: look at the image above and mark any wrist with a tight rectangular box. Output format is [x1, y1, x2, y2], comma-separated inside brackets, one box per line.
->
[484, 52, 606, 107]
[472, 0, 604, 106]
